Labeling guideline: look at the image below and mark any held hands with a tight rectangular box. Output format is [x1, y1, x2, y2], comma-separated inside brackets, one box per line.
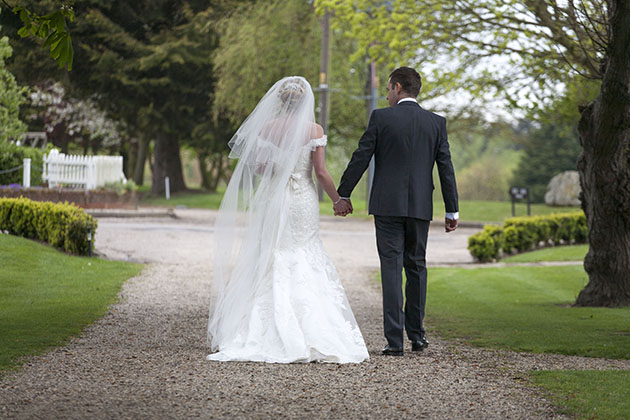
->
[333, 198, 353, 217]
[445, 217, 459, 233]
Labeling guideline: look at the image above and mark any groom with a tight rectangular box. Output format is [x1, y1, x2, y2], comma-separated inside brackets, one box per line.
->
[334, 66, 459, 356]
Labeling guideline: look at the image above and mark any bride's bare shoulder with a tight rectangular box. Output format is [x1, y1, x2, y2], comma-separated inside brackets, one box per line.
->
[309, 123, 324, 139]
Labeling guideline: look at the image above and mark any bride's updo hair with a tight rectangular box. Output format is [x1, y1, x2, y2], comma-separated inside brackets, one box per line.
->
[278, 77, 307, 108]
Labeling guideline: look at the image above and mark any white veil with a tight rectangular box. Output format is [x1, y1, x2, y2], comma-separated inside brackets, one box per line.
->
[207, 76, 317, 350]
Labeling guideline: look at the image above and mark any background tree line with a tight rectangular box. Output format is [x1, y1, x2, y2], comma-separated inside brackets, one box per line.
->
[3, 0, 585, 202]
[2, 0, 588, 202]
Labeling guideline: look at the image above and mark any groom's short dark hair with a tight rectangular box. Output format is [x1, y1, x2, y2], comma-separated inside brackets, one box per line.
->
[389, 67, 422, 97]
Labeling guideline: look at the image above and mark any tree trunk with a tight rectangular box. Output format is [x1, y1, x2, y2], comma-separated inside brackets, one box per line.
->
[212, 153, 226, 192]
[151, 133, 187, 195]
[575, 0, 630, 307]
[198, 150, 213, 191]
[119, 140, 132, 179]
[133, 136, 150, 186]
[198, 151, 227, 193]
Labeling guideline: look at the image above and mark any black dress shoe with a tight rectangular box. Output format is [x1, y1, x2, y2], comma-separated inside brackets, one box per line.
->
[381, 344, 403, 356]
[411, 336, 429, 352]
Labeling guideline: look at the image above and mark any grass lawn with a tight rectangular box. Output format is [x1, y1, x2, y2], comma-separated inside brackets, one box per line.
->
[502, 245, 588, 263]
[140, 189, 224, 209]
[425, 265, 630, 359]
[141, 188, 581, 223]
[531, 370, 630, 420]
[0, 234, 143, 373]
[445, 199, 581, 223]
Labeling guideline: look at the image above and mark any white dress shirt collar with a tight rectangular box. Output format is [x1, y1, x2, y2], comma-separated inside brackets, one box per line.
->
[397, 97, 418, 104]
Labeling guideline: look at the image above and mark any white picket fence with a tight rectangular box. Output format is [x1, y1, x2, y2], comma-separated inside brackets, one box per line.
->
[43, 149, 126, 190]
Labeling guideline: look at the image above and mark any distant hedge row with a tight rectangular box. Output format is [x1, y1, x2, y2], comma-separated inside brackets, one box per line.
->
[468, 212, 587, 262]
[0, 197, 97, 256]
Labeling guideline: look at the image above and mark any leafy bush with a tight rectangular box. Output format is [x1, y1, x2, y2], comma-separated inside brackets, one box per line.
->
[502, 226, 518, 254]
[0, 142, 44, 186]
[504, 216, 548, 251]
[467, 224, 506, 262]
[0, 197, 97, 255]
[468, 231, 497, 262]
[468, 212, 587, 262]
[102, 179, 137, 196]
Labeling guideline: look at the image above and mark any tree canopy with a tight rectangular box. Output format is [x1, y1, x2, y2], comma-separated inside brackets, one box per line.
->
[316, 0, 607, 112]
[0, 1, 74, 70]
[0, 24, 26, 143]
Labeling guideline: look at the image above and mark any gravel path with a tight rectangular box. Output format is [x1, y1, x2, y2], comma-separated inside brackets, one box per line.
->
[1, 209, 628, 419]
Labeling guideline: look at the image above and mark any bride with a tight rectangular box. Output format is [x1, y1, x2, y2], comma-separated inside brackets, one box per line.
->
[207, 76, 369, 363]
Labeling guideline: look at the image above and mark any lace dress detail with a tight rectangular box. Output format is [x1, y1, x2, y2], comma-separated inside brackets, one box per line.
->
[207, 136, 369, 363]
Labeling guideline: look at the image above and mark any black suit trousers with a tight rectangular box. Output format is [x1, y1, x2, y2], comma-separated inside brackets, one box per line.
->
[374, 215, 430, 349]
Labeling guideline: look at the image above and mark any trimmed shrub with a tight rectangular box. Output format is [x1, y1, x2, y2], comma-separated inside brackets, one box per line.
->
[468, 225, 504, 262]
[468, 212, 587, 262]
[0, 142, 44, 186]
[468, 231, 497, 262]
[502, 225, 519, 254]
[0, 197, 97, 255]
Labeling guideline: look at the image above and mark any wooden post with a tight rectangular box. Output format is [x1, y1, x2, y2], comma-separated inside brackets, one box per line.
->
[23, 158, 31, 188]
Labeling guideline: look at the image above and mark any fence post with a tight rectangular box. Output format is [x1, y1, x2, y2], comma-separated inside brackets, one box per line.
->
[23, 158, 31, 188]
[87, 156, 95, 190]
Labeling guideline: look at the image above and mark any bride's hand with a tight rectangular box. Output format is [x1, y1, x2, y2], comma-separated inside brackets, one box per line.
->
[333, 199, 352, 216]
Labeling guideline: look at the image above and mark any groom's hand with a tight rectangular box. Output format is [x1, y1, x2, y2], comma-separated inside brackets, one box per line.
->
[334, 198, 353, 217]
[445, 217, 458, 232]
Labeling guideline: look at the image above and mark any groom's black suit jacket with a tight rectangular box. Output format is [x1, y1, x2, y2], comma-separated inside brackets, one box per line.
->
[338, 101, 458, 221]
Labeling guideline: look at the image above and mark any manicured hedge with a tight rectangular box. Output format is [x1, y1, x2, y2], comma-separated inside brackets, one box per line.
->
[468, 212, 587, 262]
[0, 142, 44, 186]
[0, 197, 97, 256]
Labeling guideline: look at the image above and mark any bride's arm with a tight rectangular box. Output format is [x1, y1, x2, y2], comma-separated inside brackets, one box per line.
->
[312, 146, 341, 203]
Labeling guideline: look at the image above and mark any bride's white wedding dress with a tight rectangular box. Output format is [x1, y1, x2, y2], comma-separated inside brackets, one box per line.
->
[207, 135, 369, 363]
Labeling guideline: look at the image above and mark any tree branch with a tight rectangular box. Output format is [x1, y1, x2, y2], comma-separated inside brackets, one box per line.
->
[525, 0, 601, 78]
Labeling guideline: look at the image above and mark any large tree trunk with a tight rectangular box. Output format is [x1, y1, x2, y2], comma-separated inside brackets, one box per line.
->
[133, 136, 150, 186]
[575, 0, 630, 307]
[151, 133, 187, 195]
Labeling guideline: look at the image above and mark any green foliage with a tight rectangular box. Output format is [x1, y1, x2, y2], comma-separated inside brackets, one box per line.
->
[0, 141, 43, 185]
[432, 120, 525, 201]
[454, 151, 522, 201]
[102, 179, 137, 196]
[0, 30, 26, 142]
[317, 1, 606, 111]
[468, 212, 587, 261]
[0, 197, 97, 255]
[467, 224, 505, 262]
[467, 228, 497, 262]
[531, 371, 630, 420]
[510, 122, 582, 203]
[213, 0, 374, 200]
[427, 265, 630, 359]
[0, 233, 142, 372]
[213, 0, 321, 124]
[510, 78, 598, 203]
[2, 3, 74, 70]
